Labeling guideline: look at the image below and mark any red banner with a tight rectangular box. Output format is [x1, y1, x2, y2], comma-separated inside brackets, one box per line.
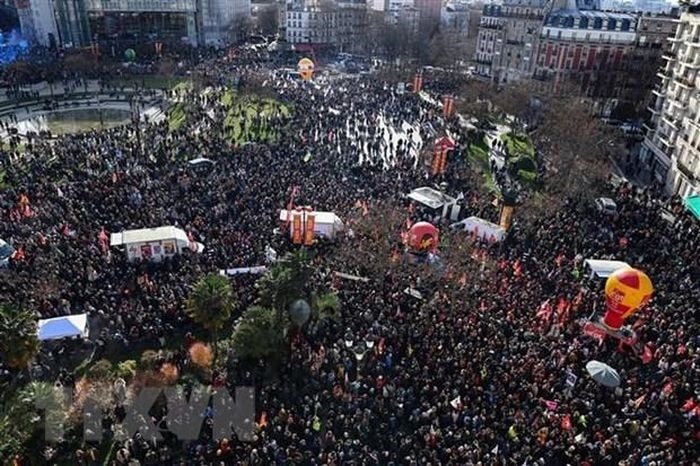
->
[292, 214, 303, 245]
[304, 214, 315, 246]
[413, 74, 423, 93]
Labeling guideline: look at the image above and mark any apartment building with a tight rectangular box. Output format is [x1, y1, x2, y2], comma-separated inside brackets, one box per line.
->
[534, 1, 638, 108]
[474, 0, 549, 83]
[285, 0, 367, 53]
[640, 8, 700, 196]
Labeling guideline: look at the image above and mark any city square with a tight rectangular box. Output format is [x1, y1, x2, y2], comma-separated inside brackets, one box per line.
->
[0, 0, 698, 465]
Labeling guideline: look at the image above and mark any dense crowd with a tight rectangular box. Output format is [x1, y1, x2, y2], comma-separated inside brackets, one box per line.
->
[0, 50, 698, 465]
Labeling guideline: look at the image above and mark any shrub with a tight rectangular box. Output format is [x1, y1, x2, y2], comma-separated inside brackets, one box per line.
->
[115, 360, 137, 381]
[509, 154, 537, 173]
[86, 359, 113, 380]
[517, 169, 538, 185]
[140, 350, 159, 369]
[188, 342, 214, 369]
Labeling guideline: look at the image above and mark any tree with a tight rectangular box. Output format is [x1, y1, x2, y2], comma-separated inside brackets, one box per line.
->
[229, 15, 254, 43]
[257, 4, 279, 36]
[0, 304, 39, 371]
[185, 274, 236, 359]
[255, 250, 314, 313]
[231, 306, 285, 361]
[0, 382, 66, 459]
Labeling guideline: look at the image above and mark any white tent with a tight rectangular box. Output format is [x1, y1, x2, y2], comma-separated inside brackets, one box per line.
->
[583, 259, 631, 279]
[38, 314, 88, 341]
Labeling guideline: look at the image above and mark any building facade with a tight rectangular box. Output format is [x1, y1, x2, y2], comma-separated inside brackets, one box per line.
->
[630, 13, 678, 112]
[534, 3, 638, 106]
[16, 0, 60, 47]
[474, 0, 548, 83]
[414, 0, 440, 27]
[53, 0, 91, 47]
[285, 0, 366, 53]
[84, 0, 249, 47]
[640, 8, 700, 196]
[441, 2, 470, 40]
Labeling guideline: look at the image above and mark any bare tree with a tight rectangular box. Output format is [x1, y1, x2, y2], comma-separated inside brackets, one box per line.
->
[257, 4, 279, 36]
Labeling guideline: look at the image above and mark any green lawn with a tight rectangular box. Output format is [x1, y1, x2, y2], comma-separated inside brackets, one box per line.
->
[222, 95, 291, 146]
[168, 102, 187, 132]
[501, 131, 535, 159]
[466, 136, 501, 195]
[500, 132, 539, 187]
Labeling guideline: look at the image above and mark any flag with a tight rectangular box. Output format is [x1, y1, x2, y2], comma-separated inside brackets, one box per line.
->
[513, 260, 522, 277]
[681, 398, 695, 412]
[561, 414, 572, 431]
[536, 300, 552, 322]
[187, 231, 197, 251]
[641, 344, 654, 364]
[458, 274, 467, 287]
[543, 400, 558, 411]
[556, 298, 571, 325]
[98, 228, 109, 253]
[663, 381, 673, 396]
[633, 393, 646, 409]
[555, 254, 565, 267]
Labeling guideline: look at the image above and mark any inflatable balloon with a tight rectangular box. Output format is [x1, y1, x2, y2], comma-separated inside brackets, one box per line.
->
[124, 48, 136, 62]
[407, 222, 439, 253]
[297, 57, 314, 81]
[603, 267, 653, 330]
[289, 299, 311, 327]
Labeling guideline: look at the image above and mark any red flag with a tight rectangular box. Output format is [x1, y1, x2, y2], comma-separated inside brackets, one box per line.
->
[555, 253, 565, 267]
[62, 223, 71, 236]
[536, 300, 552, 321]
[187, 231, 197, 251]
[633, 393, 646, 409]
[641, 344, 654, 364]
[458, 274, 467, 287]
[556, 298, 571, 325]
[663, 381, 673, 396]
[480, 300, 487, 312]
[561, 414, 572, 431]
[681, 398, 696, 412]
[98, 228, 109, 253]
[513, 260, 522, 277]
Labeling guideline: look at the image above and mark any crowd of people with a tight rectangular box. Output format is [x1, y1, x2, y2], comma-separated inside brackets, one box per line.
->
[0, 48, 697, 465]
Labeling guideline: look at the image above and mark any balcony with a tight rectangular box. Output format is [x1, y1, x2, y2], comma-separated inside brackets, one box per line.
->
[480, 23, 503, 30]
[656, 72, 670, 81]
[676, 159, 696, 181]
[675, 76, 695, 89]
[662, 52, 676, 61]
[652, 88, 665, 98]
[662, 115, 680, 130]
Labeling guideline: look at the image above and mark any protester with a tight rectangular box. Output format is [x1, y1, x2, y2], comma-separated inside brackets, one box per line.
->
[0, 50, 697, 465]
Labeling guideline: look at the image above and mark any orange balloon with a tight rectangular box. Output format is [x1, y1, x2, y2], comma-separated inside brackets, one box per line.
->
[603, 267, 653, 330]
[297, 58, 315, 81]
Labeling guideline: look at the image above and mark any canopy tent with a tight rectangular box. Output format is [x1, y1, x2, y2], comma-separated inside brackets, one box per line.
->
[38, 314, 88, 341]
[583, 259, 631, 279]
[684, 195, 700, 221]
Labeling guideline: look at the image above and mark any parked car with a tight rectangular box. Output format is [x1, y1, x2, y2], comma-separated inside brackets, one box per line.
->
[595, 197, 618, 215]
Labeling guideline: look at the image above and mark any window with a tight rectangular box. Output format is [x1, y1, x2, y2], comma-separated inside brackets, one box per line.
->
[608, 19, 616, 31]
[593, 17, 602, 29]
[579, 17, 589, 29]
[621, 19, 630, 31]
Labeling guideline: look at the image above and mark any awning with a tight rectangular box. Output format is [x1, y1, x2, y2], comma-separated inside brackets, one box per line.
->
[684, 195, 700, 221]
[38, 314, 88, 341]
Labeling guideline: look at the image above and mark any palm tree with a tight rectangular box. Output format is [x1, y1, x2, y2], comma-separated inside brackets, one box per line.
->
[0, 304, 39, 371]
[185, 273, 236, 359]
[256, 250, 314, 312]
